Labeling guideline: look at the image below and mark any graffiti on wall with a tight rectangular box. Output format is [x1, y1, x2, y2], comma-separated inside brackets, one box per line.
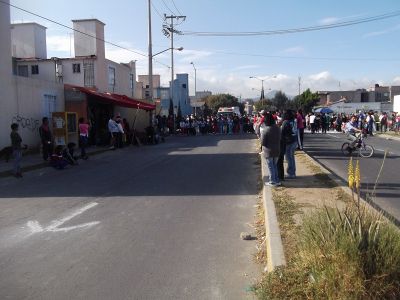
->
[11, 115, 40, 132]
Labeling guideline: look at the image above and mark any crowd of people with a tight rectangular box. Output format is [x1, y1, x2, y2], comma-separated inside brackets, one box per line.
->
[9, 116, 91, 178]
[8, 108, 400, 179]
[304, 111, 400, 135]
[256, 110, 303, 187]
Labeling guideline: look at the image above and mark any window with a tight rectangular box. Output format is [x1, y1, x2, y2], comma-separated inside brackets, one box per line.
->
[72, 63, 81, 73]
[182, 84, 186, 88]
[130, 74, 134, 89]
[145, 91, 150, 98]
[17, 65, 28, 77]
[83, 60, 95, 87]
[31, 65, 39, 75]
[146, 84, 149, 88]
[108, 66, 115, 86]
[42, 94, 57, 119]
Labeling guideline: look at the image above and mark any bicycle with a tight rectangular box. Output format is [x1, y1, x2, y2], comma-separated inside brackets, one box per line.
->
[341, 133, 374, 158]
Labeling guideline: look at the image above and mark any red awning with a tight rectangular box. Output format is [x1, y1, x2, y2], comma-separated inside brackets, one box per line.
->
[65, 84, 155, 111]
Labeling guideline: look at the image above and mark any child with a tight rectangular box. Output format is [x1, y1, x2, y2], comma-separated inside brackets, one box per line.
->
[50, 145, 69, 169]
[62, 142, 79, 165]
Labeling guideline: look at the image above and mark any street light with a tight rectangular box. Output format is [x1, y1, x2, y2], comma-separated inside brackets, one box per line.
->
[249, 76, 265, 100]
[153, 47, 183, 57]
[190, 62, 197, 116]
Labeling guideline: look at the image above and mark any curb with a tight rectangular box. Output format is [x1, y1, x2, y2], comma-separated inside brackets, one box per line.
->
[302, 151, 399, 226]
[375, 133, 400, 142]
[260, 154, 286, 272]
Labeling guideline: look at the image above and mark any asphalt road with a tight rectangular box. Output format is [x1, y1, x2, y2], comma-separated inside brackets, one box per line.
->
[303, 131, 400, 222]
[0, 135, 260, 300]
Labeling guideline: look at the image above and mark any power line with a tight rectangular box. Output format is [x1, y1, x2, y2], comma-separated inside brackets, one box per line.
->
[181, 10, 400, 36]
[171, 0, 183, 16]
[2, 0, 170, 68]
[160, 0, 175, 15]
[188, 49, 400, 62]
[151, 2, 164, 21]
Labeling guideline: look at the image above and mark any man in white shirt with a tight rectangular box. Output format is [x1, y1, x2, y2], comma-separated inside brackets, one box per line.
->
[309, 113, 316, 134]
[108, 116, 119, 149]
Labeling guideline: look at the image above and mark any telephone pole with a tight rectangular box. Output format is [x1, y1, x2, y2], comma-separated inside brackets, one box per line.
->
[298, 76, 301, 96]
[148, 0, 153, 125]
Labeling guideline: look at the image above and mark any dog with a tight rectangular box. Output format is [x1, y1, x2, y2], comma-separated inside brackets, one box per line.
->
[0, 146, 12, 162]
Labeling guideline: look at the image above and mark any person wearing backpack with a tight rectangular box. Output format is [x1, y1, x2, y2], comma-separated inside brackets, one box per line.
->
[281, 110, 297, 179]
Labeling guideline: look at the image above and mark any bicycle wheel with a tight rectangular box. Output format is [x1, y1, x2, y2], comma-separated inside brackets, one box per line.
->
[359, 144, 374, 158]
[341, 142, 353, 156]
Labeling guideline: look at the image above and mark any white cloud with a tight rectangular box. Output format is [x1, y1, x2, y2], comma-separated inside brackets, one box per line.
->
[283, 46, 305, 54]
[363, 24, 400, 38]
[178, 49, 213, 63]
[233, 65, 259, 71]
[363, 30, 389, 38]
[47, 34, 73, 54]
[319, 17, 339, 25]
[393, 77, 400, 85]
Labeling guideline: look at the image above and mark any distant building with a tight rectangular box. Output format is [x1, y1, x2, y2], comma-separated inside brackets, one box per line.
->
[190, 90, 212, 115]
[318, 84, 400, 106]
[173, 74, 191, 116]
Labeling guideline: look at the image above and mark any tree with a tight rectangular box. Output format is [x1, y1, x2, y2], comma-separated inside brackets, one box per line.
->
[177, 101, 182, 122]
[272, 91, 289, 112]
[254, 98, 275, 112]
[291, 89, 320, 113]
[204, 94, 244, 114]
[168, 99, 174, 116]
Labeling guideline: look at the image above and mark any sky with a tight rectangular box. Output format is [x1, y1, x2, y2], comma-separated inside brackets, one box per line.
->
[8, 0, 400, 99]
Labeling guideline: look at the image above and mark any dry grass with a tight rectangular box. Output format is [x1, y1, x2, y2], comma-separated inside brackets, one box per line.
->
[254, 153, 400, 299]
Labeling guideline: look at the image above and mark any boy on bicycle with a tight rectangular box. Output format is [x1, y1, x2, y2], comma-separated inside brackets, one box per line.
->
[344, 115, 362, 147]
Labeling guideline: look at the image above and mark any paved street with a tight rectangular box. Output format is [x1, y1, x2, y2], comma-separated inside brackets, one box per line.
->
[0, 135, 260, 300]
[303, 132, 400, 222]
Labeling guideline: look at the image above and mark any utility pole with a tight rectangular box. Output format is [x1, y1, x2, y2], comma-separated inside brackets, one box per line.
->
[164, 14, 185, 120]
[298, 76, 301, 96]
[190, 62, 197, 116]
[148, 0, 153, 125]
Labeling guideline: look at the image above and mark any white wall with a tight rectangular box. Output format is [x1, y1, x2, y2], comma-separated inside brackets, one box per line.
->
[0, 0, 16, 149]
[106, 59, 134, 96]
[11, 23, 47, 59]
[4, 76, 64, 149]
[394, 95, 400, 113]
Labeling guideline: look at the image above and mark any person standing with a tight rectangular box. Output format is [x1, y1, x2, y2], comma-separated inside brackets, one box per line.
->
[309, 113, 316, 134]
[39, 117, 53, 161]
[78, 117, 89, 159]
[10, 123, 23, 178]
[261, 112, 281, 186]
[379, 112, 387, 133]
[296, 109, 305, 149]
[281, 110, 298, 179]
[108, 115, 119, 149]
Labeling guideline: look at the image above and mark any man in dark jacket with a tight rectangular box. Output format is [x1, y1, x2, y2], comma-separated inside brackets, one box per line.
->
[261, 112, 281, 186]
[39, 117, 53, 161]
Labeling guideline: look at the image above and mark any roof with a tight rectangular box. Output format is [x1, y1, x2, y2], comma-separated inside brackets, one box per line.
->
[11, 22, 47, 29]
[71, 19, 106, 26]
[65, 85, 155, 111]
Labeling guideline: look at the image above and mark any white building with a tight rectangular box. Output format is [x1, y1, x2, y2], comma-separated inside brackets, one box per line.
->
[0, 1, 64, 149]
[11, 18, 154, 145]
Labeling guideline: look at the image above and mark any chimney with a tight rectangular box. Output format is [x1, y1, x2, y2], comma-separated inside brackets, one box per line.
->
[72, 19, 105, 59]
[10, 22, 47, 59]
